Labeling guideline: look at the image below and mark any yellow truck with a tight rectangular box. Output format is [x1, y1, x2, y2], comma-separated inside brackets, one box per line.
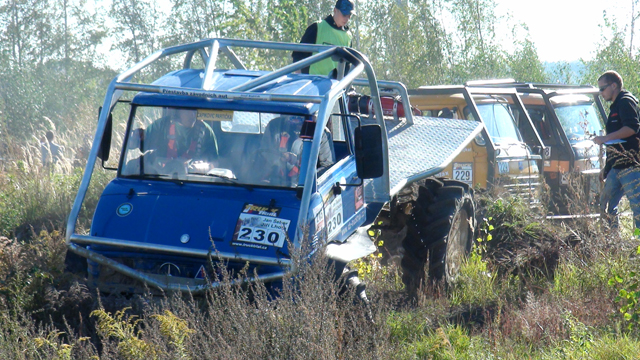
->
[466, 81, 607, 214]
[408, 86, 545, 203]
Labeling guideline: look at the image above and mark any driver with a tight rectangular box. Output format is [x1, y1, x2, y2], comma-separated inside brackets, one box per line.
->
[144, 108, 218, 172]
[259, 115, 335, 185]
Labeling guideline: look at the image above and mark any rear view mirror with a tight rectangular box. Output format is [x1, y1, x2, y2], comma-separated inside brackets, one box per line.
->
[354, 125, 384, 179]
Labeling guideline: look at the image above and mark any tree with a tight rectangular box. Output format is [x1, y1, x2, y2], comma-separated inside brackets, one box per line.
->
[446, 0, 508, 82]
[164, 0, 226, 45]
[109, 0, 161, 64]
[359, 0, 449, 87]
[582, 11, 640, 95]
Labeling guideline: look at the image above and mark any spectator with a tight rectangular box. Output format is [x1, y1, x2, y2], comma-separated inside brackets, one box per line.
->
[593, 70, 640, 229]
[291, 0, 355, 76]
[41, 130, 64, 166]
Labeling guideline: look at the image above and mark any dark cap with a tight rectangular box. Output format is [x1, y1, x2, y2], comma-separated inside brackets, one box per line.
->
[335, 0, 356, 16]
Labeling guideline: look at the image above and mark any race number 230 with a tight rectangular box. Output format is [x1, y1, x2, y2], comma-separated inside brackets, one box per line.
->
[237, 227, 285, 247]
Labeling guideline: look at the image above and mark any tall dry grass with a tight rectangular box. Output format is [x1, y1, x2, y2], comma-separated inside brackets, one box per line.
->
[0, 134, 640, 357]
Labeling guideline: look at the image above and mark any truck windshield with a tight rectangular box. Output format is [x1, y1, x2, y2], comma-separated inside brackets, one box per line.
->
[554, 103, 603, 141]
[120, 106, 308, 188]
[476, 103, 522, 145]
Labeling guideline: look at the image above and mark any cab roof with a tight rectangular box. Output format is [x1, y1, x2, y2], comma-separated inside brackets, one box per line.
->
[131, 68, 337, 115]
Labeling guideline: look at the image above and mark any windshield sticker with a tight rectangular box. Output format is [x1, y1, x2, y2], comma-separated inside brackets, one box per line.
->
[232, 203, 290, 249]
[116, 203, 133, 217]
[197, 109, 233, 122]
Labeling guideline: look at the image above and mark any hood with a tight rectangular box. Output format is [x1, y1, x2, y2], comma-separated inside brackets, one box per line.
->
[495, 142, 540, 176]
[90, 179, 301, 259]
[495, 142, 530, 158]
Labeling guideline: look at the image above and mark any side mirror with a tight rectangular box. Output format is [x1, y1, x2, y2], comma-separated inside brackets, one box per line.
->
[98, 112, 112, 162]
[354, 124, 384, 179]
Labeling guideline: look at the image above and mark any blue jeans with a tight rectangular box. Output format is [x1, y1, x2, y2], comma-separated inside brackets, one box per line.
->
[600, 167, 640, 230]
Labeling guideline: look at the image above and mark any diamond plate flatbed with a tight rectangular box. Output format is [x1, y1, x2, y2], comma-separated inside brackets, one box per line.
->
[385, 116, 484, 195]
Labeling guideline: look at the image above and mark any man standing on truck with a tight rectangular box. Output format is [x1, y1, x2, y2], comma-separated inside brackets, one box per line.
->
[291, 0, 355, 76]
[593, 71, 640, 229]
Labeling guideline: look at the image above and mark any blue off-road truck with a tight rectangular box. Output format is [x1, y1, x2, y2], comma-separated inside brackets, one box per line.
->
[65, 39, 484, 294]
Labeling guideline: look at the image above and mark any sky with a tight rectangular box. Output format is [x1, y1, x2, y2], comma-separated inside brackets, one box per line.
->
[494, 0, 632, 62]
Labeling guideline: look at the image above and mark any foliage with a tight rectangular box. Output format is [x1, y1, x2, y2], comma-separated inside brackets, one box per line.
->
[609, 242, 640, 330]
[92, 307, 158, 360]
[34, 331, 90, 360]
[151, 310, 195, 359]
[582, 11, 640, 94]
[448, 251, 497, 307]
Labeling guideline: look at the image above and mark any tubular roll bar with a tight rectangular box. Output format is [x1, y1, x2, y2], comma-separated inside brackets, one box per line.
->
[65, 38, 388, 292]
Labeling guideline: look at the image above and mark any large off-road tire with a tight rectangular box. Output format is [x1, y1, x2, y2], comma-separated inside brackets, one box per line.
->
[399, 178, 475, 291]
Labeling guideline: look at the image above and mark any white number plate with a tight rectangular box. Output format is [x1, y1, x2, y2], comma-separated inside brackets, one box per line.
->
[235, 214, 290, 248]
[453, 163, 473, 185]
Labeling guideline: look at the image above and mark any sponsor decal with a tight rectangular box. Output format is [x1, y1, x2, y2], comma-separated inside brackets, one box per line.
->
[197, 109, 233, 122]
[435, 171, 449, 177]
[160, 88, 269, 100]
[341, 211, 365, 237]
[544, 160, 551, 167]
[241, 203, 281, 217]
[117, 203, 133, 217]
[355, 185, 364, 210]
[313, 204, 325, 233]
[325, 195, 343, 240]
[231, 241, 268, 250]
[461, 147, 472, 153]
[232, 203, 291, 249]
[561, 172, 569, 185]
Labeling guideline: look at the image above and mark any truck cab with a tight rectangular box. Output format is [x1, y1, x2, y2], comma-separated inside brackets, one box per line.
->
[408, 86, 544, 204]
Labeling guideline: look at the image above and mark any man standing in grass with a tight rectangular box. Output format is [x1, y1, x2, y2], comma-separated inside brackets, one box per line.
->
[593, 70, 640, 230]
[41, 130, 64, 167]
[291, 0, 355, 77]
